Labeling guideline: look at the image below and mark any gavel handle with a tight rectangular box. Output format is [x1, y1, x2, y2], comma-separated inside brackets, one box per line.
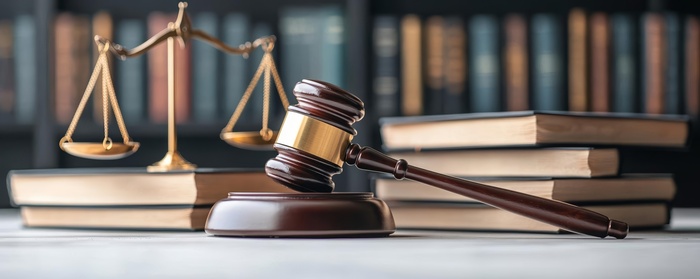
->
[344, 144, 628, 239]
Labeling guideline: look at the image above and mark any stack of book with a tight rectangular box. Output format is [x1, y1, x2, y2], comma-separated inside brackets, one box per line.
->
[374, 111, 688, 233]
[7, 168, 295, 230]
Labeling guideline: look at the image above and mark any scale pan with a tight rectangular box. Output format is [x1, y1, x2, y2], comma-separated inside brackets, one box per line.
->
[61, 142, 140, 160]
[220, 131, 278, 150]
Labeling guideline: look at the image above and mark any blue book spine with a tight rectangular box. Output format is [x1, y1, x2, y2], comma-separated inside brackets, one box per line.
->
[372, 15, 400, 117]
[192, 12, 219, 123]
[469, 15, 500, 112]
[13, 15, 35, 124]
[531, 14, 564, 111]
[280, 8, 315, 105]
[116, 19, 146, 123]
[665, 13, 680, 114]
[222, 13, 248, 119]
[611, 14, 637, 113]
[318, 6, 345, 88]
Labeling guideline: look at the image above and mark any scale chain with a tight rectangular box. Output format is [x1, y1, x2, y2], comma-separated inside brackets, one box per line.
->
[222, 49, 268, 133]
[261, 53, 272, 140]
[63, 54, 105, 141]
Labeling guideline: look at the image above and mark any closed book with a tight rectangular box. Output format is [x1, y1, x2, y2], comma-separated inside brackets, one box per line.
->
[372, 15, 400, 117]
[664, 13, 681, 114]
[503, 14, 528, 111]
[469, 15, 500, 112]
[611, 14, 637, 113]
[442, 17, 466, 114]
[379, 111, 689, 150]
[568, 9, 588, 111]
[642, 13, 665, 114]
[531, 14, 564, 111]
[400, 14, 423, 116]
[192, 12, 219, 123]
[53, 13, 91, 124]
[0, 20, 14, 121]
[388, 148, 619, 178]
[222, 13, 248, 118]
[20, 206, 211, 230]
[686, 16, 700, 116]
[147, 13, 169, 123]
[8, 168, 295, 206]
[280, 8, 316, 109]
[374, 175, 676, 203]
[424, 16, 445, 114]
[116, 19, 146, 122]
[388, 202, 669, 232]
[590, 13, 610, 112]
[13, 15, 35, 124]
[318, 6, 345, 88]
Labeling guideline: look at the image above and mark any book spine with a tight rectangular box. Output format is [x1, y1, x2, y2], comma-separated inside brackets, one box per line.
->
[319, 6, 345, 88]
[443, 17, 466, 114]
[590, 12, 610, 112]
[174, 24, 191, 124]
[0, 20, 14, 121]
[116, 19, 146, 123]
[74, 16, 92, 122]
[13, 15, 35, 124]
[424, 16, 445, 115]
[531, 14, 564, 111]
[664, 13, 680, 114]
[686, 16, 700, 116]
[222, 14, 248, 119]
[54, 13, 76, 125]
[568, 9, 588, 111]
[280, 8, 313, 110]
[372, 15, 400, 117]
[503, 14, 528, 111]
[400, 14, 423, 116]
[192, 12, 219, 123]
[147, 13, 170, 123]
[469, 15, 500, 112]
[642, 13, 665, 114]
[611, 14, 637, 113]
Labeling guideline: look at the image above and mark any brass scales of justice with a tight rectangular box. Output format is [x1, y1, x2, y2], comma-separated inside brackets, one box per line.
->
[58, 2, 290, 172]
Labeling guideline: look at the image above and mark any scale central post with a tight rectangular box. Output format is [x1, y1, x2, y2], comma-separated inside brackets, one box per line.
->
[147, 35, 195, 171]
[58, 2, 285, 171]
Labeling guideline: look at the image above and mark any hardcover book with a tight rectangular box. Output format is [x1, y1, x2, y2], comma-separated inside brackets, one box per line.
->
[8, 168, 295, 206]
[379, 111, 688, 150]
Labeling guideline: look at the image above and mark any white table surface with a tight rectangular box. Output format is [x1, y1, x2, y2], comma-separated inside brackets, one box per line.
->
[1, 208, 699, 279]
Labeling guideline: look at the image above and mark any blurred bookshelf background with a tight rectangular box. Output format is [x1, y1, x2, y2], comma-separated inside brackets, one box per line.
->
[1, 0, 700, 208]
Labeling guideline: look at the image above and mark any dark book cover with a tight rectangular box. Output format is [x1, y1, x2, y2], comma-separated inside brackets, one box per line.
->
[372, 15, 401, 117]
[442, 17, 466, 114]
[611, 14, 638, 113]
[531, 14, 564, 111]
[192, 12, 219, 123]
[469, 15, 501, 112]
[116, 19, 146, 123]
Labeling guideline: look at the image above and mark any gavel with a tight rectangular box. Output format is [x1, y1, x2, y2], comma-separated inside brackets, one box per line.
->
[264, 79, 628, 239]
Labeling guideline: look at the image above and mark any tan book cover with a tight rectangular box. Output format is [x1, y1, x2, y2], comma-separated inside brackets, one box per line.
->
[644, 13, 665, 114]
[504, 14, 528, 111]
[590, 13, 610, 112]
[401, 15, 422, 116]
[568, 9, 588, 111]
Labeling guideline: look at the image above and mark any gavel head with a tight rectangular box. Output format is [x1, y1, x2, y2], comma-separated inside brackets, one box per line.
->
[265, 79, 364, 192]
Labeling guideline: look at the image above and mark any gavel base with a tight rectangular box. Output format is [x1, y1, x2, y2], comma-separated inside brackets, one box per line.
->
[205, 192, 396, 237]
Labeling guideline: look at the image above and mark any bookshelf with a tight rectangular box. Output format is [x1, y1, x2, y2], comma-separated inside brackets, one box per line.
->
[2, 0, 700, 208]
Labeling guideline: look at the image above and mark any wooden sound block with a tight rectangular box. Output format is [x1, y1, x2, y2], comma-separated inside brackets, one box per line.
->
[205, 193, 395, 237]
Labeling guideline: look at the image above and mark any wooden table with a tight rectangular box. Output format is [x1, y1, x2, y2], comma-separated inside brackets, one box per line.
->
[1, 208, 699, 278]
